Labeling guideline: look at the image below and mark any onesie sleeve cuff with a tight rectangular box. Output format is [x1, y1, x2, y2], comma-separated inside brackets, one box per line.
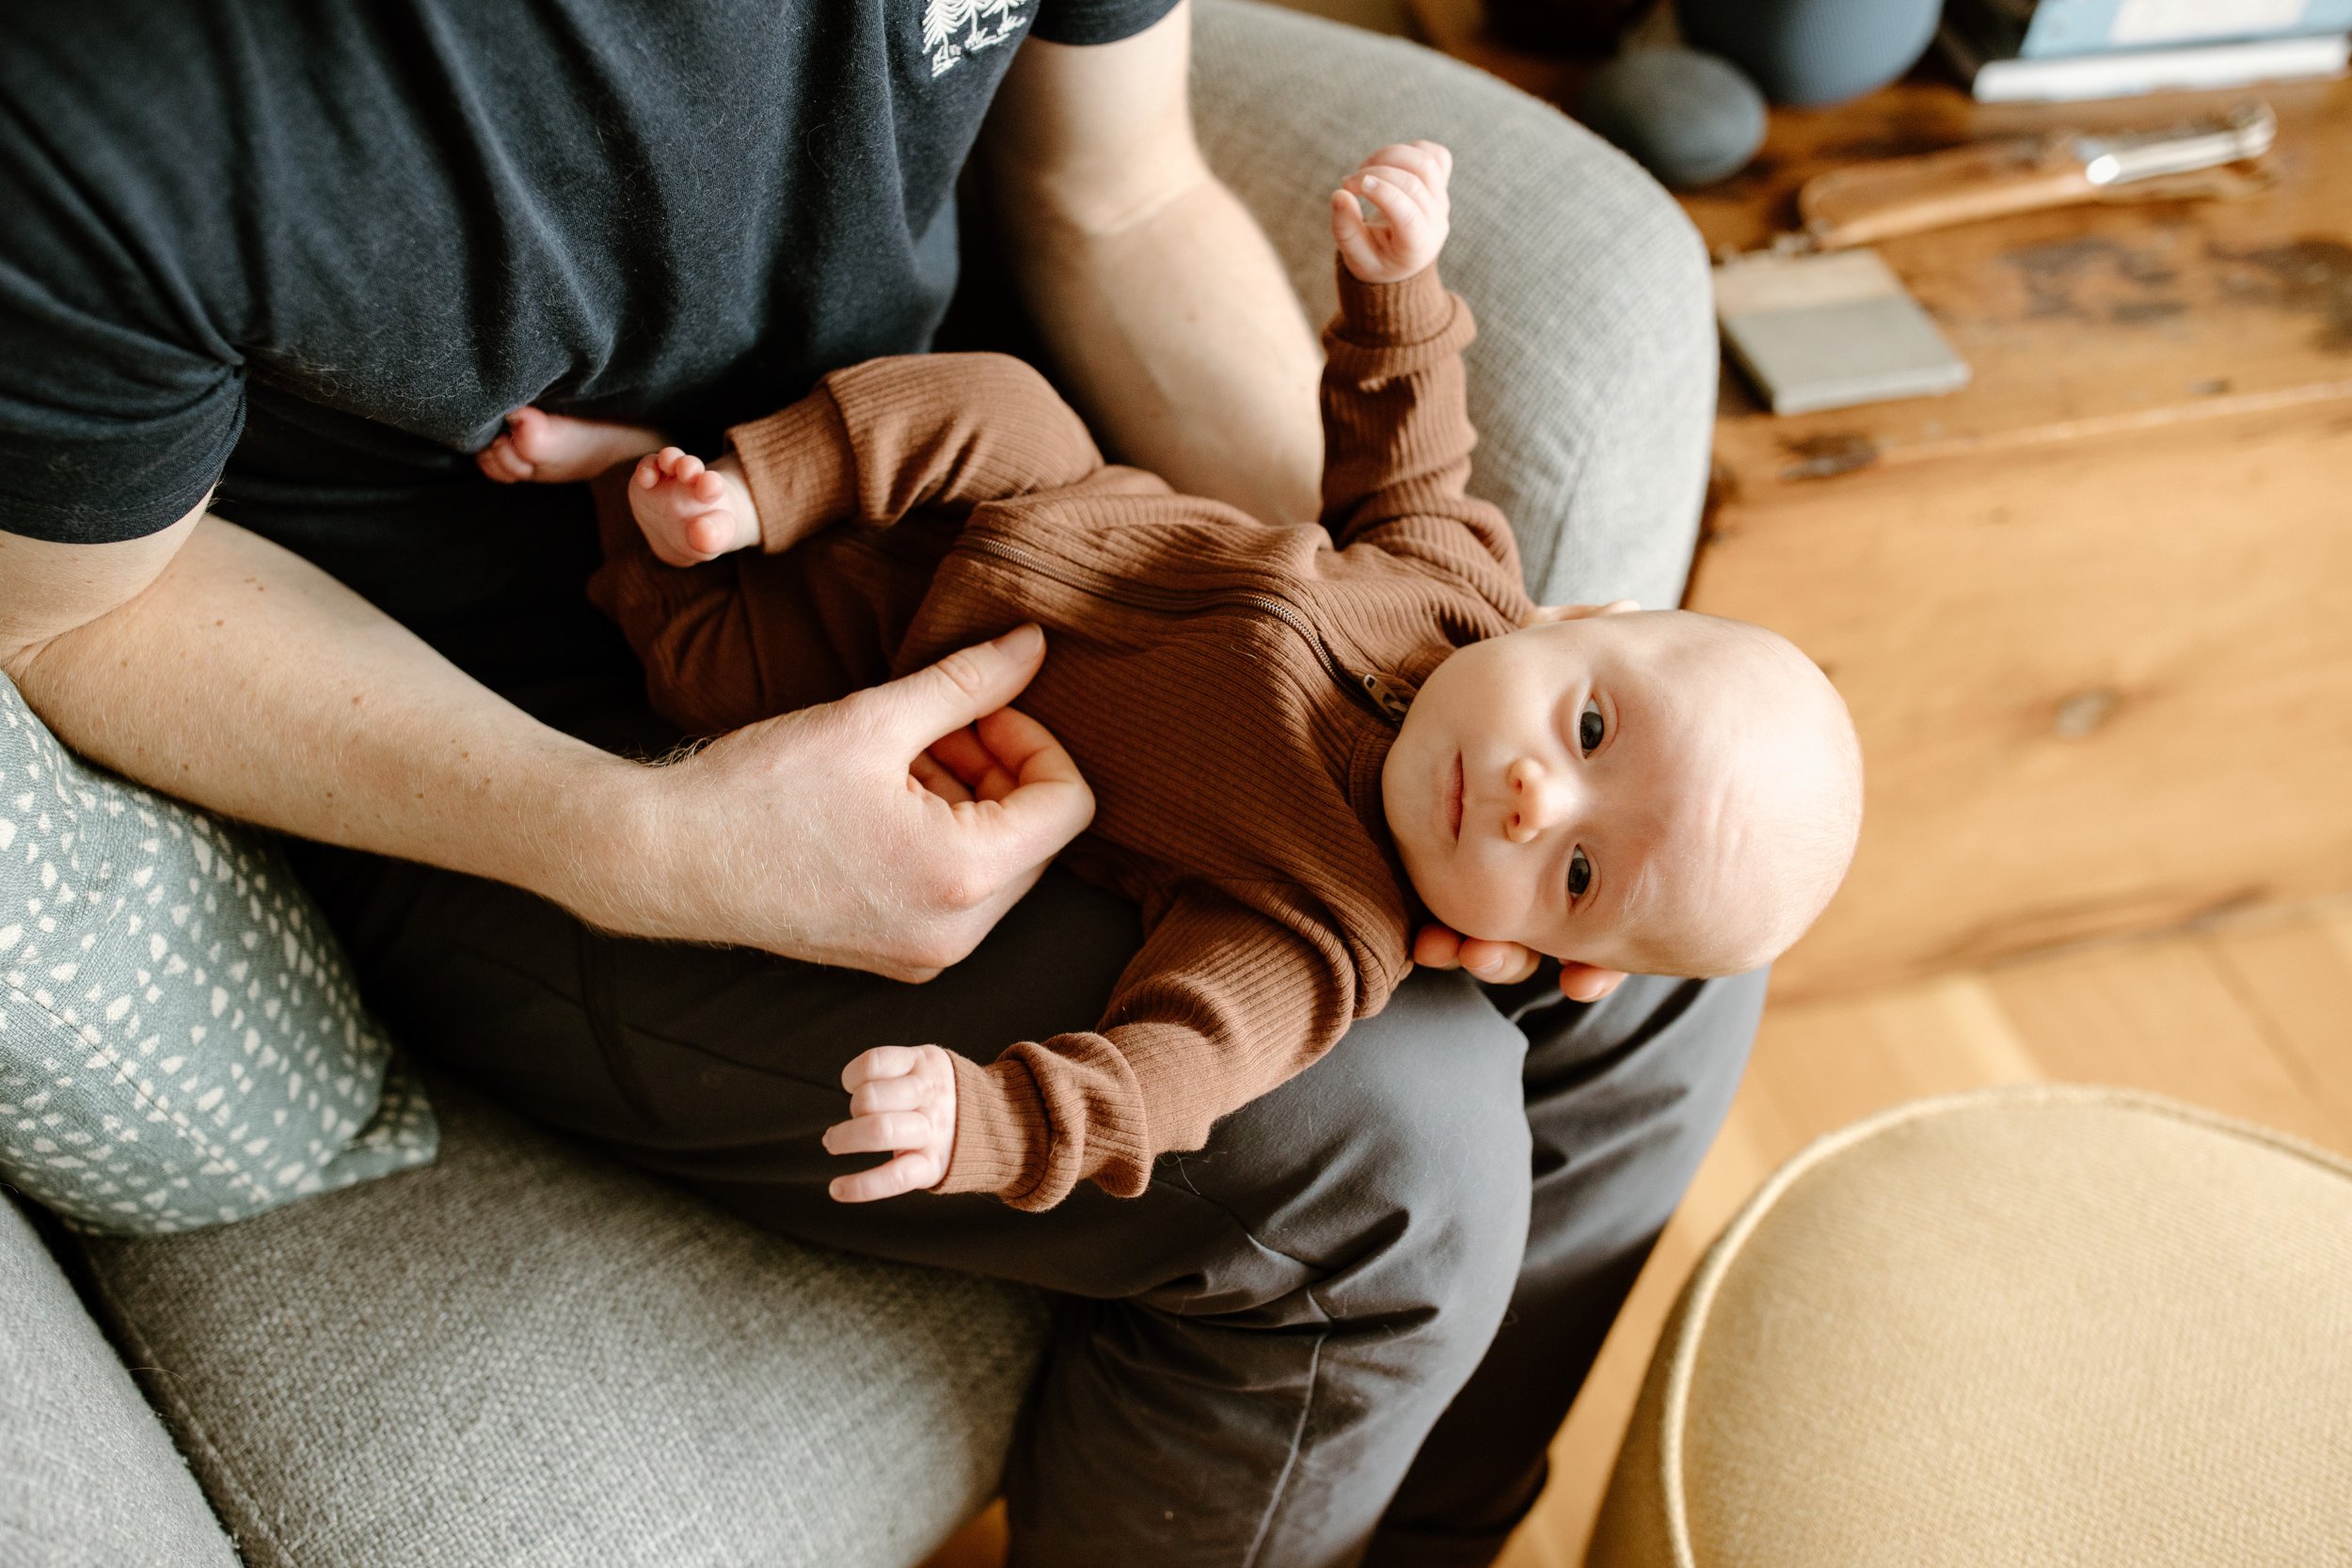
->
[937, 1052, 1053, 1206]
[725, 391, 859, 553]
[1331, 261, 1459, 347]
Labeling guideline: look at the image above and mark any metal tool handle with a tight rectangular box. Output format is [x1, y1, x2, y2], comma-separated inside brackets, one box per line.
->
[2076, 103, 2277, 185]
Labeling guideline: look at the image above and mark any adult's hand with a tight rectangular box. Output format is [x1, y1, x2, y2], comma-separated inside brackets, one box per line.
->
[1410, 925, 1625, 1003]
[623, 623, 1094, 981]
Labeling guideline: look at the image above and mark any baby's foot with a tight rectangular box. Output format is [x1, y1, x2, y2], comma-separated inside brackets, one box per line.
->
[629, 447, 761, 565]
[477, 406, 665, 484]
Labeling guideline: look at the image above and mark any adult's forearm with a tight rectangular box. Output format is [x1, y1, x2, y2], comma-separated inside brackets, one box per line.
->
[11, 515, 646, 924]
[5, 513, 1095, 980]
[997, 172, 1324, 526]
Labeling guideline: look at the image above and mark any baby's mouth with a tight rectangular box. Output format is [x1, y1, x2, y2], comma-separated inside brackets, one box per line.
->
[1445, 752, 1463, 843]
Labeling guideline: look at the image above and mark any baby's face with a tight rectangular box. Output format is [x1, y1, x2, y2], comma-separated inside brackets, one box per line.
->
[1382, 608, 1856, 977]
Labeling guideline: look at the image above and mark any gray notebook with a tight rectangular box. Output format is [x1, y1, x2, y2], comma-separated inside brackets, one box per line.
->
[1714, 249, 1972, 416]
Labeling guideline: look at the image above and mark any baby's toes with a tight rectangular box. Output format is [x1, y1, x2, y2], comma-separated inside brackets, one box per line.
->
[633, 452, 667, 489]
[690, 470, 726, 503]
[477, 436, 531, 483]
[502, 406, 552, 462]
[685, 513, 734, 557]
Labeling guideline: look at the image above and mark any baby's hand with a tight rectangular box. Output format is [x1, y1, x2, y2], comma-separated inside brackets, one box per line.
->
[822, 1044, 959, 1202]
[1331, 141, 1453, 285]
[629, 447, 763, 566]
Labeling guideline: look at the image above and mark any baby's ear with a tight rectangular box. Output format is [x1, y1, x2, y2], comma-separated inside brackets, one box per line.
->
[1523, 598, 1639, 626]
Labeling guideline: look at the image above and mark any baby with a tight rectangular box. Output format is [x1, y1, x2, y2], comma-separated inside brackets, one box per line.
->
[480, 142, 1863, 1212]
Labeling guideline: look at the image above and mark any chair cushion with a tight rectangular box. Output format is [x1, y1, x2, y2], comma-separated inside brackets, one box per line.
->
[70, 1069, 1047, 1568]
[0, 1195, 240, 1568]
[1589, 1086, 2352, 1568]
[0, 673, 436, 1234]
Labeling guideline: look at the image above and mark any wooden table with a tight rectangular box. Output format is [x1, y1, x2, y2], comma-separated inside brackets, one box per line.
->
[1412, 0, 2352, 997]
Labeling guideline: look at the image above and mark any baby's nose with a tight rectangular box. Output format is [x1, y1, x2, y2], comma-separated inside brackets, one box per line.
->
[1504, 759, 1568, 843]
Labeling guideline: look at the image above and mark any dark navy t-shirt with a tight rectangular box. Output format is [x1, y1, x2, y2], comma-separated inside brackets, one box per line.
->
[0, 0, 1173, 685]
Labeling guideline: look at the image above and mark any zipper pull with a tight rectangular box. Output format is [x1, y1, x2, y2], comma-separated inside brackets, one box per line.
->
[1359, 672, 1414, 724]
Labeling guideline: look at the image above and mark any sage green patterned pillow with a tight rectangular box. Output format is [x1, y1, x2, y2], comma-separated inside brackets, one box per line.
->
[0, 675, 435, 1233]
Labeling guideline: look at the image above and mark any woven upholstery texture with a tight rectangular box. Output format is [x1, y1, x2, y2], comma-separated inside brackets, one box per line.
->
[1193, 0, 1718, 611]
[0, 1196, 240, 1568]
[72, 1071, 1048, 1568]
[1588, 1087, 2352, 1568]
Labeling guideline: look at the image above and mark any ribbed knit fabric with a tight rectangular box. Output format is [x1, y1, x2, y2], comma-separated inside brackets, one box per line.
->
[589, 262, 1537, 1211]
[727, 392, 857, 554]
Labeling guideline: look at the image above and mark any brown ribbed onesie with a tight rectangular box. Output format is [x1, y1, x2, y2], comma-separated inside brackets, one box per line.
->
[588, 263, 1536, 1211]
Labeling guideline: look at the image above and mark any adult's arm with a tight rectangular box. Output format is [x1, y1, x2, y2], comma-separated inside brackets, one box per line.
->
[978, 0, 1323, 527]
[0, 507, 1091, 982]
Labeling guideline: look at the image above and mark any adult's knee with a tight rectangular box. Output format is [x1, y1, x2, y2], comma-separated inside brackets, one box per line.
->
[1512, 965, 1769, 1269]
[1003, 979, 1534, 1568]
[1205, 968, 1534, 1358]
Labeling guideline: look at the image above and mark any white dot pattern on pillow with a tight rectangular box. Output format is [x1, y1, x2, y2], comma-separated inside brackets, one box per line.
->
[0, 676, 434, 1233]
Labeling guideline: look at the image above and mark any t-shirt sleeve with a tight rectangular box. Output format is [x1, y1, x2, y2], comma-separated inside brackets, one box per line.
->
[0, 122, 244, 544]
[1027, 0, 1184, 46]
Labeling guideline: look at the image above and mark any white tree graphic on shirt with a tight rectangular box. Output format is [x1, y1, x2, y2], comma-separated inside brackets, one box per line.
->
[922, 0, 1028, 77]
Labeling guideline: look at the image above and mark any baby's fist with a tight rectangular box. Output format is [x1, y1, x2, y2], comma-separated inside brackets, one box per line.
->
[1332, 141, 1453, 285]
[824, 1043, 959, 1202]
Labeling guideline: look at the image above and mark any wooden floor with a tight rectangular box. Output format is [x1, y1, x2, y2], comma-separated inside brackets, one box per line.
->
[925, 894, 2352, 1568]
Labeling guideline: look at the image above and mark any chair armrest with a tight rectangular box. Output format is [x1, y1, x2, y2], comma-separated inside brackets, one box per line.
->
[1191, 0, 1717, 610]
[0, 1198, 239, 1567]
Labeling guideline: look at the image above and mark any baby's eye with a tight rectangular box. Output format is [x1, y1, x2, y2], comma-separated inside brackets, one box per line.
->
[1567, 847, 1592, 899]
[1578, 698, 1605, 756]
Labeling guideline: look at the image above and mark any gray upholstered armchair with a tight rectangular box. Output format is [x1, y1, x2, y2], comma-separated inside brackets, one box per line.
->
[0, 5, 1712, 1564]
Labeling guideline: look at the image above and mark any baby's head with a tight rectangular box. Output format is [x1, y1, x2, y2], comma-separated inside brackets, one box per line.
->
[1383, 605, 1861, 987]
